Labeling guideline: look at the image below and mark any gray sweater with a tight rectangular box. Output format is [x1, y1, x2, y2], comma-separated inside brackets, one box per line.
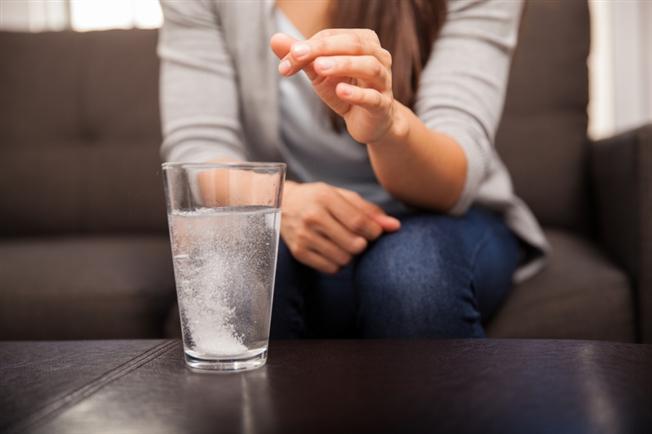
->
[158, 0, 549, 281]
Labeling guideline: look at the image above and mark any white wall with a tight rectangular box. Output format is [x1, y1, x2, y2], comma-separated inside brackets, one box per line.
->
[589, 0, 652, 139]
[69, 0, 162, 31]
[0, 0, 160, 32]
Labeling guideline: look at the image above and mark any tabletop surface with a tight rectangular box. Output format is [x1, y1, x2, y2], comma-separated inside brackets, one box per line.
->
[1, 339, 651, 434]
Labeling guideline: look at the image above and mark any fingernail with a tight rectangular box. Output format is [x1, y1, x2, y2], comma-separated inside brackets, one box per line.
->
[354, 237, 367, 251]
[292, 43, 310, 58]
[278, 60, 291, 75]
[315, 58, 333, 71]
[339, 84, 352, 96]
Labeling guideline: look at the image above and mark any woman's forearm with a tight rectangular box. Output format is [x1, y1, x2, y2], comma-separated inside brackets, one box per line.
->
[366, 101, 467, 212]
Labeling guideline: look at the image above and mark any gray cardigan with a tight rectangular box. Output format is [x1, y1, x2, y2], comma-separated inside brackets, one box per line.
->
[158, 0, 549, 281]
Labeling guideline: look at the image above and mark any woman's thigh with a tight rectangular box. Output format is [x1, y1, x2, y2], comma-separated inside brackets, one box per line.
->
[354, 207, 520, 338]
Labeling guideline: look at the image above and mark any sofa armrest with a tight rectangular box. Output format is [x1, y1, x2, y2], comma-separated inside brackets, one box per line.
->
[591, 123, 652, 342]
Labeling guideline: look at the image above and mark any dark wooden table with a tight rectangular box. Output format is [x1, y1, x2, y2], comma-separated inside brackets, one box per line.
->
[1, 339, 651, 434]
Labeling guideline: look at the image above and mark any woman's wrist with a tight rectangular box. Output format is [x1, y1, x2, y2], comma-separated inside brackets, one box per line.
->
[368, 100, 411, 148]
[282, 180, 299, 202]
[365, 101, 468, 210]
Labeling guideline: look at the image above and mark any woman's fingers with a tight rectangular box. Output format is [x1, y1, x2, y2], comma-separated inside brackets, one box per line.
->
[292, 228, 350, 273]
[296, 248, 340, 274]
[314, 212, 368, 255]
[335, 82, 390, 112]
[304, 232, 353, 267]
[311, 28, 379, 43]
[309, 184, 382, 246]
[271, 33, 318, 80]
[336, 188, 401, 232]
[314, 55, 390, 91]
[270, 32, 293, 59]
[279, 33, 386, 77]
[310, 29, 389, 66]
[282, 182, 402, 274]
[283, 182, 381, 273]
[310, 29, 392, 68]
[328, 190, 384, 241]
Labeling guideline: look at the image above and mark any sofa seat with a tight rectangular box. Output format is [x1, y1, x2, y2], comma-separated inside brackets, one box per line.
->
[487, 230, 636, 341]
[0, 236, 175, 339]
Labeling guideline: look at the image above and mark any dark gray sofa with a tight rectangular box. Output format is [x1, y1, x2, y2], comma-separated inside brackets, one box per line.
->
[1, 0, 650, 342]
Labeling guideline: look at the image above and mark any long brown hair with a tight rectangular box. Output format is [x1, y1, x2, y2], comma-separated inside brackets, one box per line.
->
[328, 0, 448, 129]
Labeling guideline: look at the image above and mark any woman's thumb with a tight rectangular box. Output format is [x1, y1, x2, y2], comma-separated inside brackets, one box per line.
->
[270, 33, 296, 59]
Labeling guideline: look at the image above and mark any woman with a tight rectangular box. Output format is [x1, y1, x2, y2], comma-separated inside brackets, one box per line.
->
[158, 0, 548, 339]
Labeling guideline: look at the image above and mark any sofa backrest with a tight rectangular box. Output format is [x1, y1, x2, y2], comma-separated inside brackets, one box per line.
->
[0, 29, 166, 236]
[496, 0, 591, 232]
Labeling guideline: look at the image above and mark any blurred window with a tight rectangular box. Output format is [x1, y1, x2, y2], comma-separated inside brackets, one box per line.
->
[71, 0, 162, 31]
[0, 0, 162, 32]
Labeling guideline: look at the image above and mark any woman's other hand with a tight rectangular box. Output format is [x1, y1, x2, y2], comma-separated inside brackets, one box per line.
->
[281, 181, 400, 274]
[270, 30, 407, 145]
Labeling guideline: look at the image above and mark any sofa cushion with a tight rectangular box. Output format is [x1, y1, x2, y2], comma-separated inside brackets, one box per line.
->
[0, 140, 167, 236]
[496, 0, 590, 232]
[82, 30, 161, 142]
[0, 31, 81, 145]
[0, 30, 166, 236]
[0, 236, 175, 339]
[0, 29, 160, 144]
[486, 230, 635, 341]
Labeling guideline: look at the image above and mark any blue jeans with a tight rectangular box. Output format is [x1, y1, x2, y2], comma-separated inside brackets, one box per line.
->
[270, 207, 521, 338]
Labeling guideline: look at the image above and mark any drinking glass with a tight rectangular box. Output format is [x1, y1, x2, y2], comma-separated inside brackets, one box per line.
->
[162, 162, 285, 371]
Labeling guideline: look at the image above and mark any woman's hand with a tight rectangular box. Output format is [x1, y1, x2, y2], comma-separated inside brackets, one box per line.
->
[270, 30, 467, 213]
[282, 181, 400, 274]
[270, 30, 407, 145]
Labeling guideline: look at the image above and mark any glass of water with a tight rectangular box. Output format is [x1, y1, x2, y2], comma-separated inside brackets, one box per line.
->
[162, 162, 285, 372]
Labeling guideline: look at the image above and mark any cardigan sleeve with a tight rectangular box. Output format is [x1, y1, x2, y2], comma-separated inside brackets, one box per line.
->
[158, 0, 247, 163]
[414, 0, 524, 214]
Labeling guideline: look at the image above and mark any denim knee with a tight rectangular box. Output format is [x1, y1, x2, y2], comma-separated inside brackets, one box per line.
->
[353, 220, 484, 338]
